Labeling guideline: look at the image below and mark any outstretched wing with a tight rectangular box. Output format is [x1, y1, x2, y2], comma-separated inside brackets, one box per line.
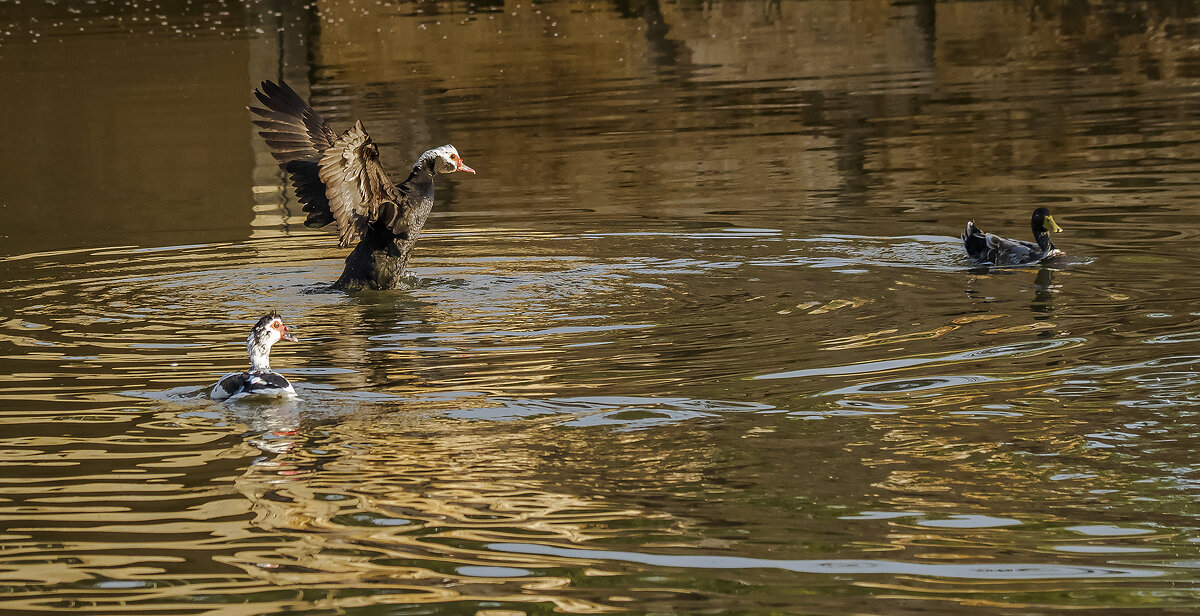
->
[250, 80, 336, 161]
[249, 80, 339, 228]
[317, 120, 407, 248]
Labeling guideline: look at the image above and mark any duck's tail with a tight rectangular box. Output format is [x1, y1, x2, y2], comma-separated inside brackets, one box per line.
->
[962, 221, 988, 259]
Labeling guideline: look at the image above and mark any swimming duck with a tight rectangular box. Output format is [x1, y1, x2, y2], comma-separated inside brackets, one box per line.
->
[211, 311, 300, 400]
[962, 207, 1064, 266]
[250, 80, 475, 291]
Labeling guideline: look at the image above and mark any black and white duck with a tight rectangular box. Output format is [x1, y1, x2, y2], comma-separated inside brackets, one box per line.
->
[211, 311, 300, 400]
[962, 207, 1065, 266]
[250, 80, 475, 290]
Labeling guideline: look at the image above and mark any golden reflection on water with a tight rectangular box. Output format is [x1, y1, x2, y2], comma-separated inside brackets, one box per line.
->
[1, 0, 1200, 613]
[208, 413, 694, 612]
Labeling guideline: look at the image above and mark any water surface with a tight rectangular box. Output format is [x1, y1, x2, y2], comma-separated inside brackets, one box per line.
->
[2, 0, 1200, 613]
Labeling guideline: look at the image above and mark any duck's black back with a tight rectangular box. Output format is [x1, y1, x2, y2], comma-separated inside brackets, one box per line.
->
[214, 371, 292, 398]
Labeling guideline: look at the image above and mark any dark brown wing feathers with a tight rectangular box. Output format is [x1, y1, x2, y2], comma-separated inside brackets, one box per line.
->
[285, 160, 335, 228]
[250, 80, 337, 156]
[317, 120, 405, 247]
[250, 80, 405, 246]
[250, 81, 339, 227]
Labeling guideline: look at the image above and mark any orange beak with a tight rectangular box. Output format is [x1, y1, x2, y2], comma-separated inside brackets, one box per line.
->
[456, 160, 475, 174]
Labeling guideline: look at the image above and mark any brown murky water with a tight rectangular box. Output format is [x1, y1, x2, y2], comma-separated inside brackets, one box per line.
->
[2, 0, 1200, 613]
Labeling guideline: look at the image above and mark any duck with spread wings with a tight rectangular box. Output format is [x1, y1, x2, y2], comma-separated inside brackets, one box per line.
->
[250, 80, 475, 290]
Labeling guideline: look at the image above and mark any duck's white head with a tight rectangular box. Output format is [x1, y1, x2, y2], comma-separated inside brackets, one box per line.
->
[246, 311, 298, 371]
[426, 145, 475, 175]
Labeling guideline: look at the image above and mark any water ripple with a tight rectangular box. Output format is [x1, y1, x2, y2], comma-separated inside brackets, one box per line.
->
[489, 543, 1163, 580]
[756, 337, 1085, 380]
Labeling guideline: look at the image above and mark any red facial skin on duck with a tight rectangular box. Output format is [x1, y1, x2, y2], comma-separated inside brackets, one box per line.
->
[273, 321, 299, 342]
[451, 153, 475, 174]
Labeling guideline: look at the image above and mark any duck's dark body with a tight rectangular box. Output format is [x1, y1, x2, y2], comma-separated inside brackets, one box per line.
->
[962, 208, 1064, 266]
[332, 163, 437, 290]
[212, 370, 293, 399]
[250, 80, 470, 290]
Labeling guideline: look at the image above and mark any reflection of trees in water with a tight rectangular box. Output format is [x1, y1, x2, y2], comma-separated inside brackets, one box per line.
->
[1030, 0, 1200, 36]
[613, 0, 692, 68]
[277, 0, 1200, 230]
[8, 0, 1199, 226]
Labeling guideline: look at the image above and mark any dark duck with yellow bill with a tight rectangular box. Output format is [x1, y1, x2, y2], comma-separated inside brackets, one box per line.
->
[249, 80, 475, 290]
[211, 311, 300, 400]
[962, 207, 1065, 266]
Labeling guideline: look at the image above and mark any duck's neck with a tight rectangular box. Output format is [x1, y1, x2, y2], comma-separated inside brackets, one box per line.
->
[404, 158, 437, 199]
[247, 336, 273, 372]
[1035, 232, 1054, 253]
[391, 158, 436, 233]
[411, 150, 441, 177]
